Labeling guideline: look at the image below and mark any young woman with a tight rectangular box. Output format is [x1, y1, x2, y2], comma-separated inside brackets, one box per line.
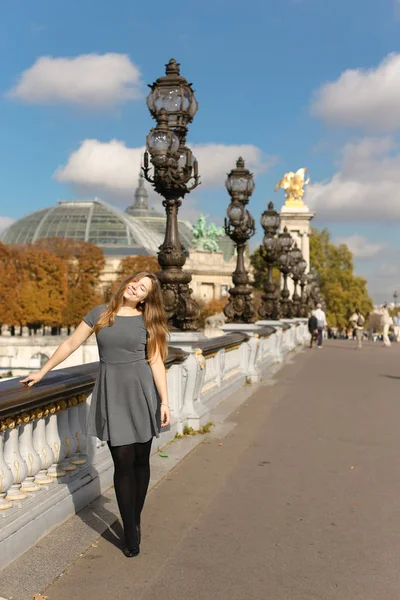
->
[21, 271, 170, 558]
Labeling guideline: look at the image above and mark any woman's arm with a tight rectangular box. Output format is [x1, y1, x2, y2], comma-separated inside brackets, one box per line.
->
[149, 348, 170, 427]
[20, 321, 94, 387]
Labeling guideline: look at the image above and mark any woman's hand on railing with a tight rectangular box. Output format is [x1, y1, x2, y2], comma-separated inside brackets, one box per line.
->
[20, 372, 44, 387]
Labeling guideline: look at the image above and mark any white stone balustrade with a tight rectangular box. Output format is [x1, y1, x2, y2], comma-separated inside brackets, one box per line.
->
[0, 322, 308, 570]
[0, 430, 13, 510]
[18, 414, 41, 493]
[32, 407, 54, 485]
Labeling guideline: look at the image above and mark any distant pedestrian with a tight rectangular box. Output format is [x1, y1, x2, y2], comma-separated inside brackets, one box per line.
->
[382, 304, 392, 347]
[394, 312, 400, 342]
[349, 308, 365, 349]
[314, 303, 327, 348]
[308, 312, 318, 348]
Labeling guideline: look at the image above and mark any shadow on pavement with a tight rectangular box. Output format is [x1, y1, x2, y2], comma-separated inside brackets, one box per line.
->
[101, 520, 124, 551]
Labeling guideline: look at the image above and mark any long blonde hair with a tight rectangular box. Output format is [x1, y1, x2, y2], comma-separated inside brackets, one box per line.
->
[94, 271, 168, 362]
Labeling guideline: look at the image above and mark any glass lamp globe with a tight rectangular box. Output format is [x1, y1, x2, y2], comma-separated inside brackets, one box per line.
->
[290, 243, 302, 265]
[146, 59, 198, 130]
[227, 202, 244, 224]
[278, 227, 293, 253]
[278, 252, 289, 268]
[298, 258, 307, 273]
[263, 235, 277, 254]
[225, 157, 255, 201]
[260, 202, 280, 232]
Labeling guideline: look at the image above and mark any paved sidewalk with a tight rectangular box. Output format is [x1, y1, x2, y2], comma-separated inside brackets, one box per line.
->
[14, 341, 400, 598]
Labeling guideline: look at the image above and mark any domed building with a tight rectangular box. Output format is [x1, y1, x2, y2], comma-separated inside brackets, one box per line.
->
[1, 174, 238, 301]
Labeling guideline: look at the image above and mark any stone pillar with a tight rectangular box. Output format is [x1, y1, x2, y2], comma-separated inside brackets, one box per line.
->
[279, 204, 314, 295]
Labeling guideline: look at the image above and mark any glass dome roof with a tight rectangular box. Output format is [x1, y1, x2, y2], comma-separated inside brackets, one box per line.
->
[1, 198, 193, 255]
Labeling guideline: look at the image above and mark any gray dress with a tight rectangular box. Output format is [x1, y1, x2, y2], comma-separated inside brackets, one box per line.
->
[83, 304, 161, 446]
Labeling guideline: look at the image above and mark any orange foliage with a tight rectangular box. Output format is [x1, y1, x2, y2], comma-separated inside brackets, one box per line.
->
[35, 238, 105, 326]
[6, 245, 67, 327]
[0, 242, 20, 324]
[197, 297, 227, 328]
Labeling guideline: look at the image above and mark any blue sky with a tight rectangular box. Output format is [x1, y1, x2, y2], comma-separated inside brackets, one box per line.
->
[1, 0, 400, 302]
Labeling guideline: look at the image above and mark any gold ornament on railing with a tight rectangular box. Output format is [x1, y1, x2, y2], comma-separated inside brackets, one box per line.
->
[193, 348, 205, 370]
[0, 394, 89, 433]
[275, 168, 310, 208]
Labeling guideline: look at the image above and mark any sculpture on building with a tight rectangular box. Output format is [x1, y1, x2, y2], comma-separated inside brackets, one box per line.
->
[274, 168, 310, 207]
[191, 215, 225, 253]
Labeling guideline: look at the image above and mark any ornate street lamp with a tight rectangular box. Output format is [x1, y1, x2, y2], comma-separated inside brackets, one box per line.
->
[258, 202, 281, 320]
[289, 243, 304, 318]
[146, 58, 198, 134]
[277, 227, 294, 318]
[223, 158, 256, 323]
[298, 259, 308, 317]
[143, 59, 200, 330]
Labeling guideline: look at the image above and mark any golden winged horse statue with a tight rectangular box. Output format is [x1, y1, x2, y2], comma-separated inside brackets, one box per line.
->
[274, 168, 310, 206]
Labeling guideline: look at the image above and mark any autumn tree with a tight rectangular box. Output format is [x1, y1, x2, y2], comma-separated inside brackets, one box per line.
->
[250, 246, 281, 290]
[106, 255, 160, 299]
[310, 228, 373, 329]
[0, 242, 21, 331]
[11, 245, 67, 332]
[35, 238, 105, 327]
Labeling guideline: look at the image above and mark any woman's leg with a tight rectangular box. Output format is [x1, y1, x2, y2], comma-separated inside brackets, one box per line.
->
[108, 442, 139, 550]
[134, 439, 153, 527]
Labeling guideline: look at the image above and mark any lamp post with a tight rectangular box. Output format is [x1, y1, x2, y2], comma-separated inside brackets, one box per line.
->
[277, 227, 294, 318]
[394, 290, 398, 307]
[299, 269, 308, 317]
[143, 59, 200, 330]
[288, 243, 303, 318]
[291, 253, 307, 318]
[223, 158, 256, 323]
[258, 202, 281, 320]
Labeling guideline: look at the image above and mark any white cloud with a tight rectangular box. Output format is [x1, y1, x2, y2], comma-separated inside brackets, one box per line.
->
[7, 54, 142, 109]
[311, 53, 400, 132]
[191, 143, 276, 187]
[334, 234, 386, 259]
[361, 261, 400, 305]
[54, 139, 144, 199]
[54, 139, 274, 201]
[0, 216, 15, 233]
[306, 136, 400, 222]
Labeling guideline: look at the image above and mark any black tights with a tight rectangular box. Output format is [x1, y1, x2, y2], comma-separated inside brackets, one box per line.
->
[108, 439, 152, 549]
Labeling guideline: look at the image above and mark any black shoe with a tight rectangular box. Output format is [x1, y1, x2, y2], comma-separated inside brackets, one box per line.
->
[136, 524, 141, 545]
[123, 546, 140, 558]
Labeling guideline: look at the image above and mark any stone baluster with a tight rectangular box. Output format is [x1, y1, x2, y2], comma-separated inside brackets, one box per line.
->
[56, 400, 77, 473]
[181, 351, 207, 428]
[45, 404, 67, 478]
[0, 427, 13, 510]
[68, 395, 88, 466]
[4, 418, 28, 501]
[19, 412, 41, 493]
[32, 407, 54, 485]
[245, 335, 261, 383]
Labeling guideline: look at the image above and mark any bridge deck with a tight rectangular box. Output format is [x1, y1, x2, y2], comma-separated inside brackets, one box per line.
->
[7, 340, 400, 599]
